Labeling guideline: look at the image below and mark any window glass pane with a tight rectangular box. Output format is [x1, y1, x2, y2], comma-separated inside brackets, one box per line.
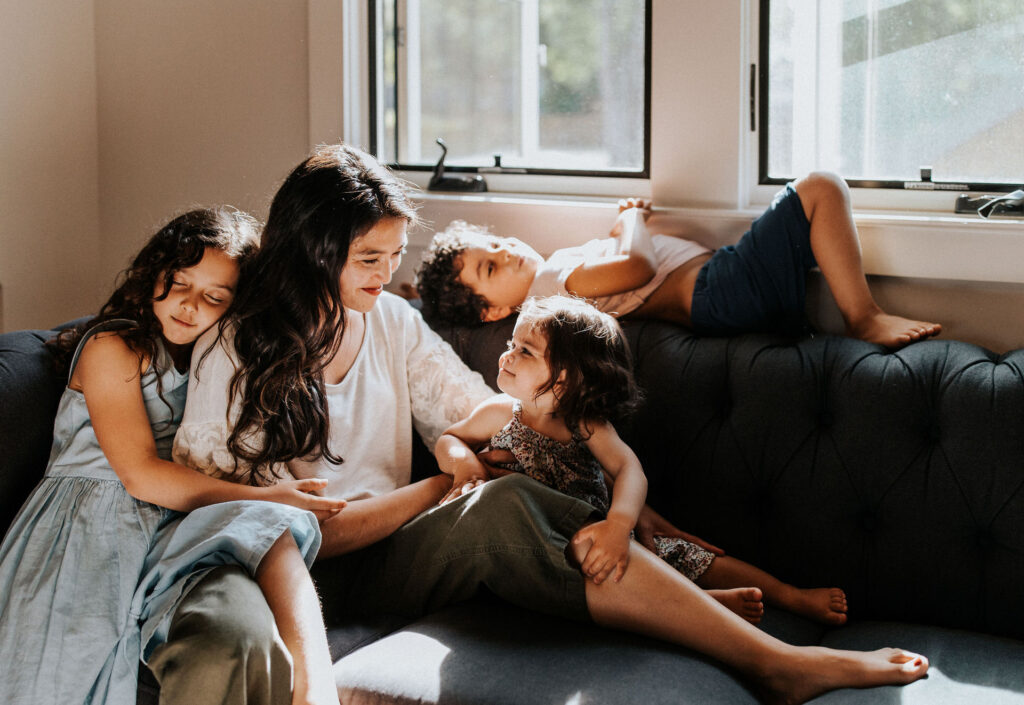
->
[766, 0, 1024, 184]
[377, 0, 647, 173]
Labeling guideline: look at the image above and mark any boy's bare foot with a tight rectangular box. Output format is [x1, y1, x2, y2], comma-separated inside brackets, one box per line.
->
[847, 311, 941, 349]
[758, 646, 928, 705]
[786, 587, 848, 626]
[708, 587, 764, 624]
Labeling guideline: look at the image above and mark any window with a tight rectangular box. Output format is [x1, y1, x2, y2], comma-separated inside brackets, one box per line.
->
[760, 0, 1024, 191]
[371, 0, 650, 177]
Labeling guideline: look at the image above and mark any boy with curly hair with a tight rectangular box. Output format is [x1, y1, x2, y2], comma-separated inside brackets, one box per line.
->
[415, 172, 940, 348]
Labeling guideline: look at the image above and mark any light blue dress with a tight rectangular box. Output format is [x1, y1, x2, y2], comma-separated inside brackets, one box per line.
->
[0, 321, 321, 705]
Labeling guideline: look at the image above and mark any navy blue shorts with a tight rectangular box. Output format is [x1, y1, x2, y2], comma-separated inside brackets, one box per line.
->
[690, 183, 816, 336]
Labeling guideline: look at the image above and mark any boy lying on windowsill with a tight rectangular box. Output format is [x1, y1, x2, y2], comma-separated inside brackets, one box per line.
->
[414, 171, 941, 349]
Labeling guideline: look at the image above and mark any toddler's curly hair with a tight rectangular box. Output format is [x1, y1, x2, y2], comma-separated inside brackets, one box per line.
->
[415, 220, 491, 326]
[518, 296, 643, 435]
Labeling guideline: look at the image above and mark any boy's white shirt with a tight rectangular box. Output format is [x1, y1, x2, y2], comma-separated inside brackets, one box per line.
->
[527, 234, 710, 316]
[172, 293, 494, 500]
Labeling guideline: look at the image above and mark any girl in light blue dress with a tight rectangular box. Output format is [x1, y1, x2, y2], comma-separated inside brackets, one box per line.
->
[0, 208, 345, 705]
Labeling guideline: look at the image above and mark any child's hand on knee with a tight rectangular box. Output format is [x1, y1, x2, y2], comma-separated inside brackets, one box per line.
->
[572, 519, 632, 585]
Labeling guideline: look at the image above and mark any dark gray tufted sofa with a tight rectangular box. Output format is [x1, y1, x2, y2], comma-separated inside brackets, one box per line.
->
[3, 315, 1023, 704]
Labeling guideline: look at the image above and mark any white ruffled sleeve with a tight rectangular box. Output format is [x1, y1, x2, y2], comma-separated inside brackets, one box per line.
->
[172, 326, 289, 484]
[403, 305, 495, 450]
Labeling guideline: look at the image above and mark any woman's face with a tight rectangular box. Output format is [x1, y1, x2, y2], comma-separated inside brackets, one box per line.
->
[339, 217, 409, 312]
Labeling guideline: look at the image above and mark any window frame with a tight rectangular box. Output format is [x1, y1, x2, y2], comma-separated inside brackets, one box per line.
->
[367, 0, 653, 181]
[756, 0, 1022, 194]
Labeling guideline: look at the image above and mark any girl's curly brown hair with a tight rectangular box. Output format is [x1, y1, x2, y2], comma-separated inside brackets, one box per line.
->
[48, 207, 259, 380]
[415, 220, 491, 326]
[517, 296, 643, 436]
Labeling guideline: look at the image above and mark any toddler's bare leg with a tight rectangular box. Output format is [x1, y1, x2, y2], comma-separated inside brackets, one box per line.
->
[256, 532, 338, 705]
[705, 587, 765, 624]
[576, 539, 927, 704]
[794, 172, 941, 348]
[697, 556, 847, 626]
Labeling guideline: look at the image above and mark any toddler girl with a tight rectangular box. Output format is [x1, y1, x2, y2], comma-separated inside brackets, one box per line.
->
[0, 208, 343, 705]
[437, 295, 848, 626]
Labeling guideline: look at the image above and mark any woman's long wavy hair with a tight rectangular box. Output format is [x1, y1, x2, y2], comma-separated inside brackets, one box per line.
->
[224, 144, 418, 485]
[517, 296, 643, 437]
[48, 208, 260, 384]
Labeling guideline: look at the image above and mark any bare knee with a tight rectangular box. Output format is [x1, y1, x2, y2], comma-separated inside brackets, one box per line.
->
[794, 170, 849, 213]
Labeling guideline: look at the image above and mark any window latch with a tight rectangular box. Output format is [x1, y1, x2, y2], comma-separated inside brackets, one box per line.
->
[955, 189, 1024, 219]
[428, 138, 488, 192]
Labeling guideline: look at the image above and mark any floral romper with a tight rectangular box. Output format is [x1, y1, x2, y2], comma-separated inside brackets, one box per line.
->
[489, 401, 715, 581]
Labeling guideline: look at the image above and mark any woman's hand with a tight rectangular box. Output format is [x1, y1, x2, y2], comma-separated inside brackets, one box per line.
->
[572, 518, 632, 585]
[635, 504, 724, 556]
[260, 478, 346, 522]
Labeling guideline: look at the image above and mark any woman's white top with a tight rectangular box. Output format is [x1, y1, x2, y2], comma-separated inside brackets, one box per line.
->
[172, 293, 494, 500]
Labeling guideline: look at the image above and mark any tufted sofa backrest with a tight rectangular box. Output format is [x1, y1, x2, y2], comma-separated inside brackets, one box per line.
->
[436, 317, 1024, 640]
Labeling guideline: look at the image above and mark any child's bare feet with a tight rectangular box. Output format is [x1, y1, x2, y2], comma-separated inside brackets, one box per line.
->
[708, 587, 764, 624]
[847, 310, 941, 348]
[757, 646, 928, 705]
[784, 587, 848, 626]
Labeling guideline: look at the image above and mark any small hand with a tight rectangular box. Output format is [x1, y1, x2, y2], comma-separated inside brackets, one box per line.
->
[571, 519, 632, 585]
[617, 197, 653, 220]
[264, 478, 346, 522]
[439, 467, 489, 505]
[477, 447, 518, 478]
[635, 504, 724, 556]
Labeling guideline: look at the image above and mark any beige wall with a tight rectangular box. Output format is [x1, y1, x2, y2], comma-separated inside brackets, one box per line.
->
[2, 1, 1022, 351]
[94, 0, 311, 285]
[0, 0, 102, 331]
[0, 0, 312, 332]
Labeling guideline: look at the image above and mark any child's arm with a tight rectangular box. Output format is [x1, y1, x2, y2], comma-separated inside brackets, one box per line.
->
[571, 421, 648, 584]
[564, 200, 659, 299]
[77, 334, 345, 517]
[434, 394, 515, 505]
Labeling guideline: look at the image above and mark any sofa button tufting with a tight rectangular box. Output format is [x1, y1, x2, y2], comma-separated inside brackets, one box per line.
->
[818, 410, 834, 429]
[927, 424, 942, 442]
[860, 512, 877, 531]
[976, 533, 993, 550]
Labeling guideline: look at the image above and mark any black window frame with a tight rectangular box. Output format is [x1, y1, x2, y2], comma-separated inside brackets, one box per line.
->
[368, 0, 653, 180]
[757, 0, 1022, 193]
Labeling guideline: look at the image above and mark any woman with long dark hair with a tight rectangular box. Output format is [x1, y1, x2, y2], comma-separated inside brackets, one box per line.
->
[162, 145, 927, 705]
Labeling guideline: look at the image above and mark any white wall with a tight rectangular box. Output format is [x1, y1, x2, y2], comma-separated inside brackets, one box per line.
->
[0, 0, 102, 331]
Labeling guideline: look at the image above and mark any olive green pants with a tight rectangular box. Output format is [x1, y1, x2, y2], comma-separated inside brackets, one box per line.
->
[151, 474, 595, 705]
[146, 565, 292, 705]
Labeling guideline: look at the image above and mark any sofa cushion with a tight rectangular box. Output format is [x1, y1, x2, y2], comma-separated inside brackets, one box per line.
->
[334, 595, 767, 705]
[0, 327, 69, 526]
[333, 597, 1024, 704]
